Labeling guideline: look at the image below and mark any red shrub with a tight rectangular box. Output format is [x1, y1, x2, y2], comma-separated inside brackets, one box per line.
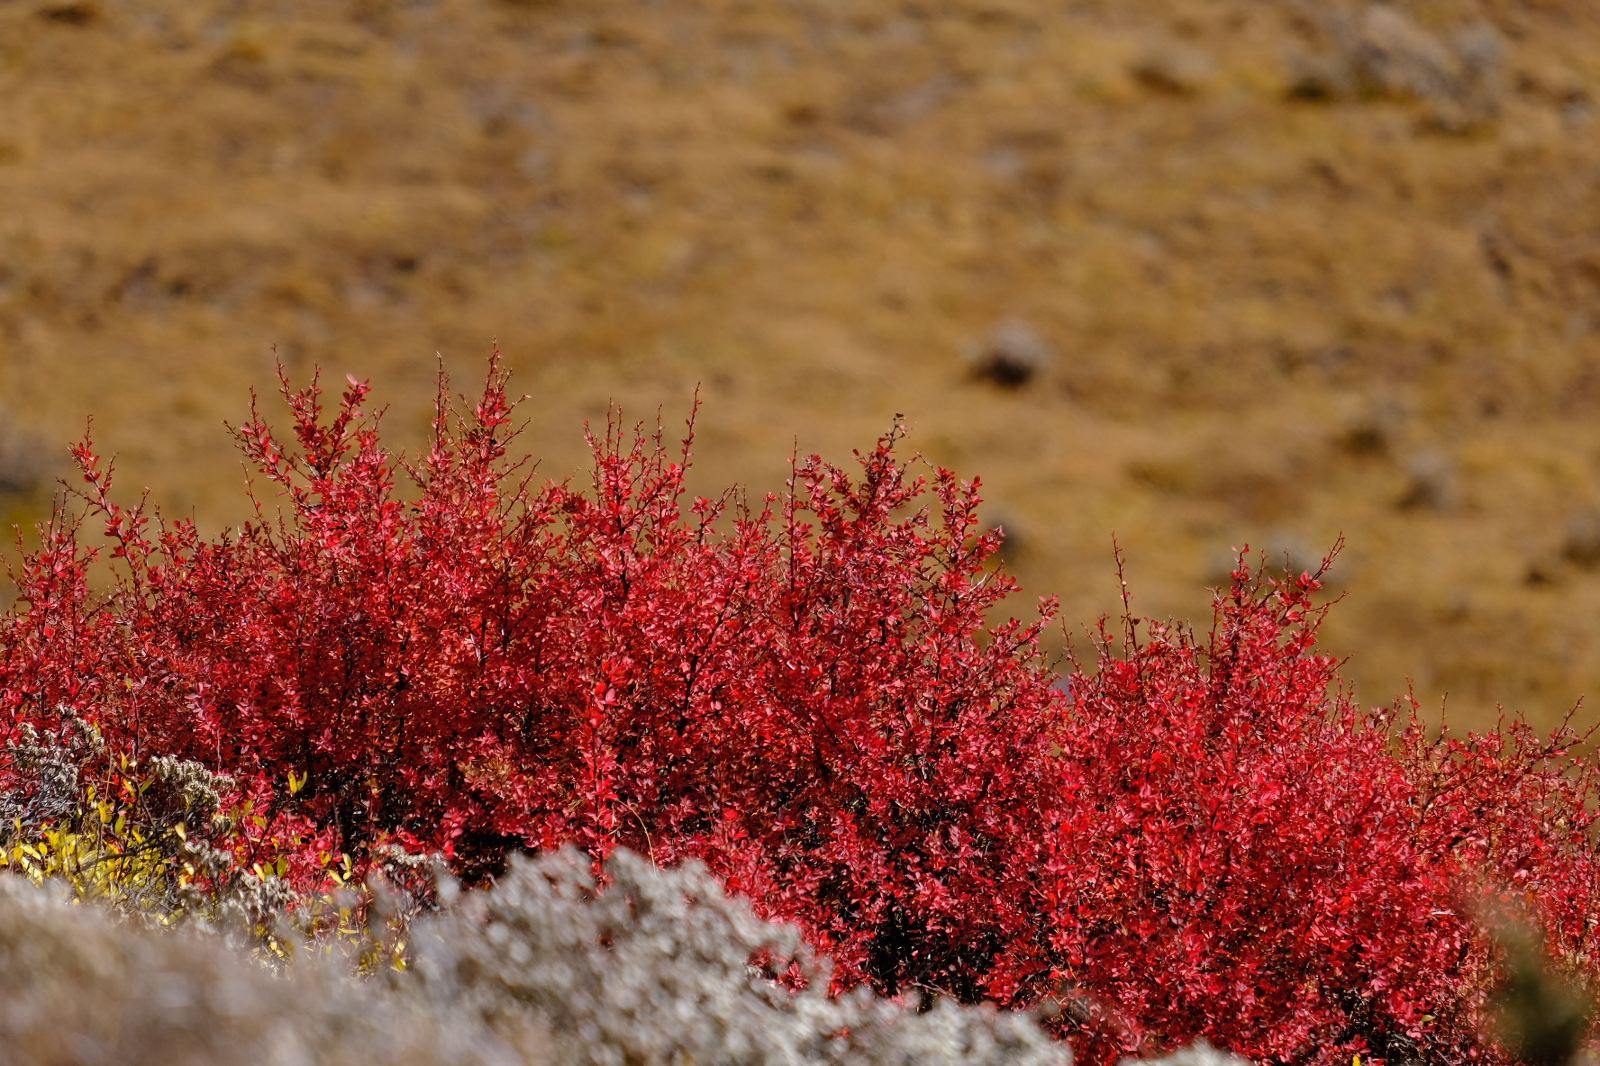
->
[0, 359, 1067, 995]
[1016, 559, 1600, 1063]
[1030, 567, 1474, 1061]
[3, 357, 1598, 1063]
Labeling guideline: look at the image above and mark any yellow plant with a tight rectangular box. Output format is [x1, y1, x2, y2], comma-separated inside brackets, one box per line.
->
[2, 749, 416, 972]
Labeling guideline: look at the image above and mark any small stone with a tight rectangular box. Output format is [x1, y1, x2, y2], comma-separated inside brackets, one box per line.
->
[969, 318, 1056, 388]
[984, 508, 1025, 562]
[1285, 5, 1504, 130]
[1524, 559, 1560, 587]
[1335, 397, 1407, 457]
[0, 419, 48, 497]
[1130, 39, 1217, 96]
[1562, 509, 1600, 569]
[1397, 449, 1460, 511]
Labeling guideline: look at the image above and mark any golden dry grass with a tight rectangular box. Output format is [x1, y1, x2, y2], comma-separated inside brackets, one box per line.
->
[2, 0, 1599, 729]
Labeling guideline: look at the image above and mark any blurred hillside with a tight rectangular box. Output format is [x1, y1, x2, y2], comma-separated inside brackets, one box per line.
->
[2, 0, 1599, 729]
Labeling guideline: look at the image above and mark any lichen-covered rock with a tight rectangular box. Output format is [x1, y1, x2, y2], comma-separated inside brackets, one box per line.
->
[402, 847, 1072, 1066]
[0, 876, 530, 1066]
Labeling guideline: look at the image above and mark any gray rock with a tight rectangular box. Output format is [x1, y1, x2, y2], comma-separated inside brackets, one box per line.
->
[0, 417, 48, 496]
[1288, 4, 1505, 131]
[404, 848, 1073, 1066]
[1397, 448, 1461, 511]
[1130, 39, 1217, 96]
[1562, 509, 1600, 569]
[969, 318, 1056, 388]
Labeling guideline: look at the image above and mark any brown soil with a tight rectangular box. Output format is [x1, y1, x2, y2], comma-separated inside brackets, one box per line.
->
[3, 0, 1600, 730]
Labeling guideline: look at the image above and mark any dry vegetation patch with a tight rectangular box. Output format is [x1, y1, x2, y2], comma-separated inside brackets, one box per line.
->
[1, 0, 1599, 727]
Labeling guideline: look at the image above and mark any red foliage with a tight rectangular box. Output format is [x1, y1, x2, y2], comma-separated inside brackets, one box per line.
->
[1034, 565, 1482, 1061]
[3, 357, 1599, 1063]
